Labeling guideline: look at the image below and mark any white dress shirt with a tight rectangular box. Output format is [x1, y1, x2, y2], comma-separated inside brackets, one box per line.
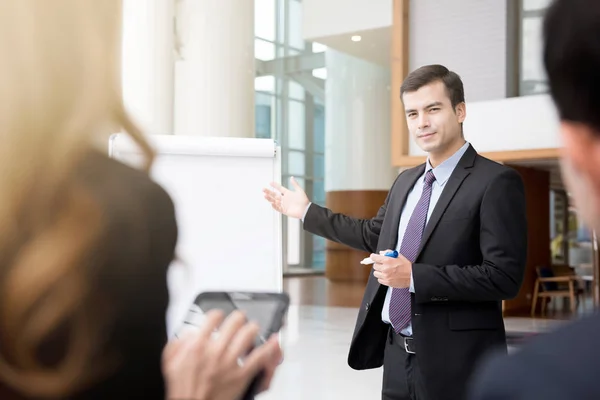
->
[382, 141, 470, 336]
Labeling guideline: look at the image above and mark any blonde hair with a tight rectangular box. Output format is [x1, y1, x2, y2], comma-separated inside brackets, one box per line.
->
[0, 0, 154, 397]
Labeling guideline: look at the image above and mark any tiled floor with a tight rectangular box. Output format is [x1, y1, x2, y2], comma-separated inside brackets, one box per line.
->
[259, 305, 570, 399]
[259, 305, 383, 400]
[257, 277, 587, 399]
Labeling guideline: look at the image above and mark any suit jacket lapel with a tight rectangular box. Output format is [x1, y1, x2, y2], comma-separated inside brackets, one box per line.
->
[416, 145, 476, 258]
[387, 165, 424, 251]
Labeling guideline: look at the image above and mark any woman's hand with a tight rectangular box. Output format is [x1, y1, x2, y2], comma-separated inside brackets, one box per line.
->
[162, 310, 282, 400]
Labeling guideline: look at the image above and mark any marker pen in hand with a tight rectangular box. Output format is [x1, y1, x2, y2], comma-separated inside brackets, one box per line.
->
[384, 250, 399, 258]
[360, 250, 399, 265]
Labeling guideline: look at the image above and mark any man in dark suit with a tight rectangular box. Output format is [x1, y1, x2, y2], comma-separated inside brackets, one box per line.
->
[264, 64, 528, 400]
[468, 0, 600, 399]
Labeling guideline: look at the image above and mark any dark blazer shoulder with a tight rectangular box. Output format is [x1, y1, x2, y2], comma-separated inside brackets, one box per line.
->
[472, 151, 519, 176]
[469, 312, 600, 400]
[470, 151, 524, 190]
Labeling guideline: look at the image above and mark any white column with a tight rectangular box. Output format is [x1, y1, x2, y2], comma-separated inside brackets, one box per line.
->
[121, 0, 175, 135]
[325, 49, 396, 192]
[174, 0, 255, 138]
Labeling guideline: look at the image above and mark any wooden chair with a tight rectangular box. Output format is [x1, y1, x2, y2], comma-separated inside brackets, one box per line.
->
[530, 266, 583, 316]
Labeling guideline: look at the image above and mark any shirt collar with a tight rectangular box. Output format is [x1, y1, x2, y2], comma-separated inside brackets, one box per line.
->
[425, 141, 470, 186]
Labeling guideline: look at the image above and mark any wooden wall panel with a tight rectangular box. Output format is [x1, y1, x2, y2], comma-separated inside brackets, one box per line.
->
[325, 190, 389, 282]
[503, 165, 551, 315]
[391, 0, 410, 166]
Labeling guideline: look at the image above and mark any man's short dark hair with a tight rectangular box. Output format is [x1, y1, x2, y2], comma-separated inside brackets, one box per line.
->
[400, 64, 465, 108]
[543, 0, 600, 133]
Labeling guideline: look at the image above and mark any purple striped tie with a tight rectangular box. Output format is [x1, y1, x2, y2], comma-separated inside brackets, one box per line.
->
[389, 170, 436, 334]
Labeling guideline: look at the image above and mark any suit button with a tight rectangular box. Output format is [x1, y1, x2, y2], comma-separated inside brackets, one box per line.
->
[365, 302, 370, 311]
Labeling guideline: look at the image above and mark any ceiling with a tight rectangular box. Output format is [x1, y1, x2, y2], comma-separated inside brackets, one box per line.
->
[312, 26, 391, 67]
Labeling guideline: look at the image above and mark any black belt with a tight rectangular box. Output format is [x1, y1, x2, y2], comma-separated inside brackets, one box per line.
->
[388, 327, 416, 354]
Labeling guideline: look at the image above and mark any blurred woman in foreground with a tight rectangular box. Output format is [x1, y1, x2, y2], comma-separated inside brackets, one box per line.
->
[0, 1, 280, 399]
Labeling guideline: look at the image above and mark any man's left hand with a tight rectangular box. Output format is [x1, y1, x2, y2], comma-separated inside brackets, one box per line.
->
[371, 250, 412, 288]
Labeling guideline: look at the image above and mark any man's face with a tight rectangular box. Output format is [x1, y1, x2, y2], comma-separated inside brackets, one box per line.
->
[559, 122, 600, 231]
[402, 80, 466, 156]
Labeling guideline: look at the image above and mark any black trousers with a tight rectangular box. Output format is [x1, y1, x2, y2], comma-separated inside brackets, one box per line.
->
[382, 328, 428, 400]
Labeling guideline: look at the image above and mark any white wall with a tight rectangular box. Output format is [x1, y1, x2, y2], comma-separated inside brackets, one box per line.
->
[173, 0, 255, 137]
[408, 94, 561, 156]
[121, 0, 174, 135]
[409, 0, 509, 102]
[325, 50, 396, 191]
[303, 0, 392, 40]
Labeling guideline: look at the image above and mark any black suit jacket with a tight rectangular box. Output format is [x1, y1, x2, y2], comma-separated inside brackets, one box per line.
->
[303, 145, 528, 399]
[468, 311, 600, 400]
[0, 151, 177, 399]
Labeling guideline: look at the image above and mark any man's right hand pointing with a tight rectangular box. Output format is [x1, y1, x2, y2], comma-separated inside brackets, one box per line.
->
[263, 177, 310, 219]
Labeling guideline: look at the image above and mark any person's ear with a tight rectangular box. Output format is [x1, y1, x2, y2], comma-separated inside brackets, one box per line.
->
[455, 102, 466, 124]
[560, 121, 600, 183]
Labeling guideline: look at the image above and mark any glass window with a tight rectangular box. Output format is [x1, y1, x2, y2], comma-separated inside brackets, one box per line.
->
[290, 175, 305, 189]
[313, 179, 325, 205]
[312, 235, 326, 270]
[255, 0, 276, 41]
[256, 91, 274, 106]
[255, 38, 276, 60]
[520, 17, 547, 95]
[286, 170, 306, 267]
[312, 68, 327, 80]
[287, 217, 301, 265]
[255, 76, 275, 92]
[287, 100, 305, 150]
[288, 80, 305, 101]
[313, 104, 325, 153]
[313, 155, 324, 180]
[255, 107, 272, 139]
[253, 0, 329, 272]
[276, 0, 286, 44]
[312, 42, 327, 53]
[523, 0, 552, 11]
[288, 0, 305, 50]
[255, 92, 274, 139]
[287, 151, 305, 176]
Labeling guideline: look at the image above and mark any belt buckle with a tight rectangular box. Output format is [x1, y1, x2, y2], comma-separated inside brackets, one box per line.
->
[404, 337, 415, 354]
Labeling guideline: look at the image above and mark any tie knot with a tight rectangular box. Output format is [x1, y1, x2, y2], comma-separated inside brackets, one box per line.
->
[424, 170, 436, 186]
